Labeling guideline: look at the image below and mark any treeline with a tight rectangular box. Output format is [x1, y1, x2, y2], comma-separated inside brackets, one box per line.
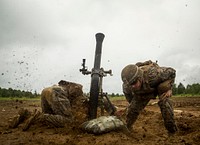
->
[173, 83, 200, 95]
[0, 87, 39, 98]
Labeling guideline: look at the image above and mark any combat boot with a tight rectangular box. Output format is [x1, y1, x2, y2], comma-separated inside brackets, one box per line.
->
[9, 108, 30, 128]
[126, 119, 134, 132]
[166, 122, 178, 135]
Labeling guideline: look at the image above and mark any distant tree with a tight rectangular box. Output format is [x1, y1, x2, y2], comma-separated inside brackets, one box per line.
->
[13, 90, 21, 97]
[34, 90, 39, 97]
[0, 88, 2, 97]
[177, 83, 185, 94]
[1, 88, 10, 97]
[172, 84, 177, 95]
[111, 93, 115, 97]
[191, 83, 200, 95]
[184, 83, 200, 95]
[185, 84, 192, 94]
[0, 87, 38, 98]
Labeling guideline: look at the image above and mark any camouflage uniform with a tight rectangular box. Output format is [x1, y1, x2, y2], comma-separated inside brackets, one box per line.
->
[40, 80, 85, 127]
[122, 60, 177, 133]
[9, 80, 87, 130]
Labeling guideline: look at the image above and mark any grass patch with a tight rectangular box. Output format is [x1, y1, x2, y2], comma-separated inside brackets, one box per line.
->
[0, 96, 41, 101]
[172, 94, 200, 98]
[109, 96, 126, 101]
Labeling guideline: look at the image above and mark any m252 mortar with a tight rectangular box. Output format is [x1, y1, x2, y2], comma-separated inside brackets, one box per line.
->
[80, 33, 116, 119]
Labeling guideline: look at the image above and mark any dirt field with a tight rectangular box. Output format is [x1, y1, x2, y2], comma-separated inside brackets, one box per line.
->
[0, 97, 200, 145]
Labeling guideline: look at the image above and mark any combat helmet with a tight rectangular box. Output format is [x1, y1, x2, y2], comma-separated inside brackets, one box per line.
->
[121, 64, 143, 85]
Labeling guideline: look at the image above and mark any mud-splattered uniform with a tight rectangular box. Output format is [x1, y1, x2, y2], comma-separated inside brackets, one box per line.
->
[40, 80, 86, 127]
[9, 80, 88, 130]
[122, 61, 177, 133]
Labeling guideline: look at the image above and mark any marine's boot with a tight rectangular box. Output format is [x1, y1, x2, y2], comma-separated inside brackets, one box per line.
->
[126, 115, 137, 132]
[9, 108, 30, 128]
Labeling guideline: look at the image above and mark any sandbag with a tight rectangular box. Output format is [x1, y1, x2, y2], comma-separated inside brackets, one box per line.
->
[81, 116, 125, 134]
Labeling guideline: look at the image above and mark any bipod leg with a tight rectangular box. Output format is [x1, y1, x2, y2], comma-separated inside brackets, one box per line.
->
[103, 93, 117, 115]
[99, 92, 105, 116]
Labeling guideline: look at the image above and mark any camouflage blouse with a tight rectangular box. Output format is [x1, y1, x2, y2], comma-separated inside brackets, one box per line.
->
[122, 60, 176, 102]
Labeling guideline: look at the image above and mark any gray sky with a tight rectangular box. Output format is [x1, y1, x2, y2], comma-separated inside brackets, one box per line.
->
[0, 0, 200, 94]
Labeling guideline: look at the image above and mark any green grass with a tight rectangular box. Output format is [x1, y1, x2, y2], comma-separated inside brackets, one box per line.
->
[109, 96, 126, 101]
[172, 94, 200, 97]
[108, 94, 200, 101]
[0, 96, 41, 101]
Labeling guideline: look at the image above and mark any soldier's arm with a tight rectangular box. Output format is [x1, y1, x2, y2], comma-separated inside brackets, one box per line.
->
[157, 67, 176, 99]
[122, 83, 134, 104]
[157, 79, 174, 97]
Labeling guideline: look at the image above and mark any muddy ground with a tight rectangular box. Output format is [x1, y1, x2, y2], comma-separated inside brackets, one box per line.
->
[0, 97, 200, 145]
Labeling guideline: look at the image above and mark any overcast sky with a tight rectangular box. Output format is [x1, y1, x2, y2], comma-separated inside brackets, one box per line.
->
[0, 0, 200, 94]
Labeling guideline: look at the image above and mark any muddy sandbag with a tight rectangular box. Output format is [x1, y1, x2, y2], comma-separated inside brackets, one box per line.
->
[81, 116, 125, 134]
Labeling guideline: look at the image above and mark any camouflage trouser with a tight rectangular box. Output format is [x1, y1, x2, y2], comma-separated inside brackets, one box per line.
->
[126, 96, 151, 130]
[22, 110, 73, 130]
[42, 114, 72, 127]
[158, 97, 177, 133]
[126, 95, 177, 133]
[8, 108, 71, 130]
[157, 80, 177, 133]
